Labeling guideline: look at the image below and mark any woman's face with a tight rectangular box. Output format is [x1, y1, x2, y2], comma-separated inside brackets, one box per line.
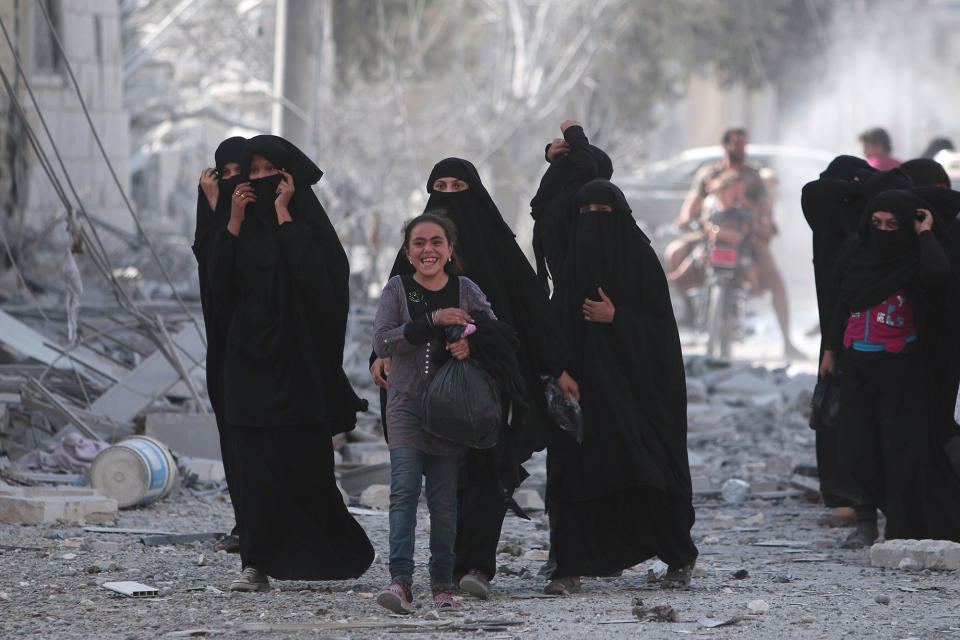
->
[871, 210, 900, 231]
[221, 163, 241, 180]
[248, 154, 279, 180]
[578, 203, 613, 213]
[405, 222, 453, 277]
[432, 177, 469, 192]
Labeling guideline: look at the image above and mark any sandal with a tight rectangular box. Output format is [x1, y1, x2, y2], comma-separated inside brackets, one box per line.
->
[213, 534, 240, 553]
[661, 562, 695, 589]
[544, 576, 581, 595]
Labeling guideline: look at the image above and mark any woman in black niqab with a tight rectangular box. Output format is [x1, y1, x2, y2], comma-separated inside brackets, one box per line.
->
[821, 190, 960, 543]
[800, 155, 877, 517]
[529, 123, 613, 292]
[207, 134, 373, 589]
[193, 136, 247, 552]
[373, 157, 579, 592]
[545, 179, 697, 592]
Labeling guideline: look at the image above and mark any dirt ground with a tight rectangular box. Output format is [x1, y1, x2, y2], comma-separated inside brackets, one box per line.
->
[2, 474, 959, 639]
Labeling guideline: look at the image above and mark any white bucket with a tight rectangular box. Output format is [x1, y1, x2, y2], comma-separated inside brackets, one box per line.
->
[90, 435, 178, 508]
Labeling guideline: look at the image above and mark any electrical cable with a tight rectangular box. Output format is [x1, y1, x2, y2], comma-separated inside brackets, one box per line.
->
[34, 0, 206, 345]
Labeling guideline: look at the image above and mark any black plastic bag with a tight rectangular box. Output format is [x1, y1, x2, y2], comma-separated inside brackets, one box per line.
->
[541, 375, 584, 443]
[809, 372, 840, 431]
[425, 357, 501, 449]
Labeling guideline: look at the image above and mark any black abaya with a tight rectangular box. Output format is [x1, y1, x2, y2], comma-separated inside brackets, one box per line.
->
[193, 137, 247, 539]
[208, 135, 373, 579]
[826, 190, 960, 541]
[529, 126, 613, 290]
[548, 179, 697, 576]
[800, 155, 874, 507]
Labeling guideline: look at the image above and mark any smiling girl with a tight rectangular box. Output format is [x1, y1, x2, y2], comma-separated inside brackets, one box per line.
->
[372, 214, 496, 613]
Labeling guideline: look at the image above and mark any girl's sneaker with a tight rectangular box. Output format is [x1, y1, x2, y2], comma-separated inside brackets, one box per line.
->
[376, 579, 414, 614]
[432, 587, 462, 611]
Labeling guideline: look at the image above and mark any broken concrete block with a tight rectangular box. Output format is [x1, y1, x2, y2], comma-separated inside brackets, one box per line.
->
[341, 442, 390, 466]
[359, 484, 390, 510]
[743, 513, 765, 527]
[145, 413, 221, 460]
[711, 370, 780, 397]
[0, 484, 117, 524]
[513, 489, 545, 512]
[686, 378, 707, 403]
[179, 457, 226, 483]
[524, 549, 549, 562]
[338, 463, 391, 497]
[870, 539, 960, 570]
[713, 514, 735, 530]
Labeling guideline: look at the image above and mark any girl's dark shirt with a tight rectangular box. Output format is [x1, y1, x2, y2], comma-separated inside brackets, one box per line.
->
[402, 274, 459, 364]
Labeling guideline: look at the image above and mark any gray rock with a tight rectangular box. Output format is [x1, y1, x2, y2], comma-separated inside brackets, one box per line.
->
[359, 484, 391, 510]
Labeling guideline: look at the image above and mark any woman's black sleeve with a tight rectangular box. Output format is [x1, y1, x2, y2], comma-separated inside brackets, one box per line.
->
[917, 230, 951, 286]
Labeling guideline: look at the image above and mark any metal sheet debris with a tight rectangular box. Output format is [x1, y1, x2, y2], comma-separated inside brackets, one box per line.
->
[102, 581, 160, 597]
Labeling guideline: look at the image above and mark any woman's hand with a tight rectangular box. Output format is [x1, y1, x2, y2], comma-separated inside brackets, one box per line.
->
[228, 182, 255, 236]
[819, 350, 837, 378]
[448, 337, 470, 360]
[546, 138, 571, 162]
[275, 169, 295, 224]
[583, 287, 615, 323]
[915, 208, 934, 234]
[200, 168, 219, 210]
[557, 370, 580, 403]
[370, 357, 391, 389]
[433, 308, 473, 327]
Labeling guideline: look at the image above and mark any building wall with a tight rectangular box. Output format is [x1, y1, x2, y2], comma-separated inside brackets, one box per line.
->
[0, 0, 131, 239]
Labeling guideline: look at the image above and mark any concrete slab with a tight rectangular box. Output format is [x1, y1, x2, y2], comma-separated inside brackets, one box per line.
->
[341, 442, 390, 466]
[145, 412, 221, 460]
[90, 323, 206, 423]
[0, 484, 117, 524]
[870, 539, 960, 570]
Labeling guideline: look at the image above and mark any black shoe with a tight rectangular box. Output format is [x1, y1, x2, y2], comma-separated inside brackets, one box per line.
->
[839, 522, 878, 549]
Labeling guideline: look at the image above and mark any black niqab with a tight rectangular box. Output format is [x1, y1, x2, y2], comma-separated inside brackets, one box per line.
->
[547, 178, 696, 575]
[838, 190, 925, 312]
[551, 178, 690, 498]
[209, 135, 364, 432]
[819, 155, 874, 181]
[529, 126, 615, 288]
[900, 158, 951, 189]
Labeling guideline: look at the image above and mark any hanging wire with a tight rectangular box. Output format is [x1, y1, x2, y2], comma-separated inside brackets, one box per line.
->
[33, 0, 206, 345]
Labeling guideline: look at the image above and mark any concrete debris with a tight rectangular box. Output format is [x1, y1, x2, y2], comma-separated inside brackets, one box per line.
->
[870, 539, 960, 570]
[513, 488, 545, 511]
[713, 514, 735, 530]
[524, 549, 549, 562]
[0, 484, 117, 524]
[338, 462, 391, 496]
[340, 442, 391, 466]
[743, 513, 765, 527]
[145, 413, 221, 460]
[747, 599, 770, 614]
[358, 484, 390, 510]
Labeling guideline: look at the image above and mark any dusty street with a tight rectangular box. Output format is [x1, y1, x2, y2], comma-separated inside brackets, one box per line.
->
[3, 348, 959, 639]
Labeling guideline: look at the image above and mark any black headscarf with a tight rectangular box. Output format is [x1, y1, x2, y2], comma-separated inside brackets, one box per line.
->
[549, 178, 691, 501]
[529, 126, 614, 288]
[214, 136, 246, 173]
[425, 157, 514, 237]
[819, 155, 875, 181]
[900, 158, 951, 189]
[838, 190, 926, 312]
[209, 134, 364, 433]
